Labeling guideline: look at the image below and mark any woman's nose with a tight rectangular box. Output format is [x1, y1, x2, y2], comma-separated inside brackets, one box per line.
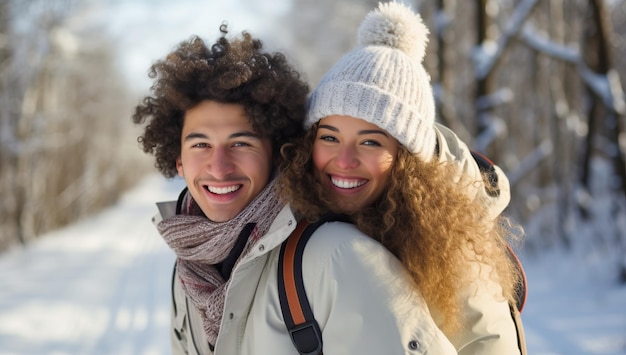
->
[335, 145, 359, 169]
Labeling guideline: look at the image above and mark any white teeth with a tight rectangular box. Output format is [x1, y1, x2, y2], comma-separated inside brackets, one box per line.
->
[331, 177, 366, 189]
[207, 185, 240, 194]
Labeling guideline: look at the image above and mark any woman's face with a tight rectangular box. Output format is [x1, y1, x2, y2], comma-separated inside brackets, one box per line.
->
[312, 115, 399, 214]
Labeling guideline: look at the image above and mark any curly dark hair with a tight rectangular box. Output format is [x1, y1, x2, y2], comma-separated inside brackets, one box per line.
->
[132, 25, 309, 178]
[279, 123, 522, 335]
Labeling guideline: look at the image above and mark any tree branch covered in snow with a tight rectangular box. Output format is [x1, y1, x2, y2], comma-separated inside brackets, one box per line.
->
[474, 0, 539, 80]
[521, 26, 626, 115]
[508, 139, 553, 186]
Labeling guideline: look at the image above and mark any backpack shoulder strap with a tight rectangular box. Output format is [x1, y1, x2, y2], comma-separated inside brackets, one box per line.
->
[507, 244, 528, 312]
[471, 150, 528, 312]
[277, 214, 350, 355]
[507, 246, 528, 354]
[470, 150, 500, 197]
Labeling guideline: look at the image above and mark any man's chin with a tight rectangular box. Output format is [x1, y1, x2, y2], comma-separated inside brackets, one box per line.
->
[203, 207, 241, 223]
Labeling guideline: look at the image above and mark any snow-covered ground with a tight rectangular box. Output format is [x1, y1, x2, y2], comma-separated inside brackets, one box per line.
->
[520, 246, 626, 354]
[0, 175, 182, 355]
[0, 174, 625, 355]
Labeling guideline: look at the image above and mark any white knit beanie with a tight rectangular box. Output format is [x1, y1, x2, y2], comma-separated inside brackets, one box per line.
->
[306, 1, 436, 162]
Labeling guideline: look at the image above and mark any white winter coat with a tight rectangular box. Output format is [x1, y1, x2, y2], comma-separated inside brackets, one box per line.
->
[166, 205, 457, 354]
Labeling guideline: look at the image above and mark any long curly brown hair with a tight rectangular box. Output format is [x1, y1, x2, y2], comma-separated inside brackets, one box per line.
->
[132, 25, 309, 178]
[279, 122, 522, 335]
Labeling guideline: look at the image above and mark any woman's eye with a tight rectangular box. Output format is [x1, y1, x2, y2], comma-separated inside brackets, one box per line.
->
[362, 139, 381, 146]
[319, 135, 337, 142]
[192, 142, 209, 148]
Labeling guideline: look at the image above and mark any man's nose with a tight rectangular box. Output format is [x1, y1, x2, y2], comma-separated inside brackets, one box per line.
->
[207, 146, 235, 178]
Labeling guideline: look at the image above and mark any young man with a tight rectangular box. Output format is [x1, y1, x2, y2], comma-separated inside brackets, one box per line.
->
[132, 27, 456, 354]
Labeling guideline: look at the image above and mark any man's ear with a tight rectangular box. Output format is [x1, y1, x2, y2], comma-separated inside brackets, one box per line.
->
[176, 157, 184, 177]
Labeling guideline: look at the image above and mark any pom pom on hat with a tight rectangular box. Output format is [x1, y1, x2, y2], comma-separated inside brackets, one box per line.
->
[306, 1, 437, 162]
[357, 2, 429, 62]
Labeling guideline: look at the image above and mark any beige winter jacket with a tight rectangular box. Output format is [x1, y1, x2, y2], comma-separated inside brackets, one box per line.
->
[167, 205, 457, 354]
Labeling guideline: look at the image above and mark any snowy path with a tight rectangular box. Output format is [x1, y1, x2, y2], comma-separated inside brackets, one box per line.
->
[0, 175, 183, 355]
[520, 249, 626, 354]
[0, 174, 625, 354]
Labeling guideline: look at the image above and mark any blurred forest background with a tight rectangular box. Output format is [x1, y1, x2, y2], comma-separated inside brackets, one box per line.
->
[1, 0, 625, 276]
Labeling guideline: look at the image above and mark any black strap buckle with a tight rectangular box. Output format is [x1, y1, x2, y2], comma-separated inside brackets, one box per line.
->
[288, 320, 323, 355]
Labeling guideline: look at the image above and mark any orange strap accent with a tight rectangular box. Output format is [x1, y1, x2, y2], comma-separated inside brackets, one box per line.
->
[282, 220, 308, 325]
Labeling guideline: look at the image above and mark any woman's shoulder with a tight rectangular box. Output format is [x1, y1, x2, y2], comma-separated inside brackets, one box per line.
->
[304, 220, 388, 256]
[301, 220, 403, 279]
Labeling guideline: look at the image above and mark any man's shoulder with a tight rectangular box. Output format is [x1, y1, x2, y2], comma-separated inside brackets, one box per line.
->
[259, 205, 298, 248]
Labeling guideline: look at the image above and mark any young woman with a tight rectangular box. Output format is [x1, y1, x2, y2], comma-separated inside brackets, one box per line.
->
[280, 3, 525, 354]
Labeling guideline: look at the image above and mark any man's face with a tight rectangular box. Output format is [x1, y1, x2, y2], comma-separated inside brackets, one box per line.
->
[176, 100, 273, 222]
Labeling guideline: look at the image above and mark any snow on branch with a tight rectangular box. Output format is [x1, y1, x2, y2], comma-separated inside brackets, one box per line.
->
[580, 68, 626, 116]
[520, 27, 626, 116]
[520, 26, 579, 63]
[508, 139, 553, 186]
[474, 115, 507, 152]
[433, 8, 452, 38]
[474, 0, 539, 80]
[476, 87, 514, 111]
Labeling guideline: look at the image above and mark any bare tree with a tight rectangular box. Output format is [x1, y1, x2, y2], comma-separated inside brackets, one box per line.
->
[0, 0, 151, 251]
[580, 0, 626, 204]
[0, 0, 26, 248]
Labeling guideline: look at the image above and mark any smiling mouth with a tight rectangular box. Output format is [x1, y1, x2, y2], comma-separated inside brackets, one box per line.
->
[330, 176, 367, 189]
[205, 184, 242, 195]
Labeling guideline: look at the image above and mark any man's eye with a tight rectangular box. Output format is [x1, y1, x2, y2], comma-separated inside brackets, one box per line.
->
[192, 142, 209, 148]
[233, 142, 251, 147]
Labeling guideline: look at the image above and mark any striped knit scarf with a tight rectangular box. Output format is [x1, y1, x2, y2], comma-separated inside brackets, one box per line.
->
[157, 180, 283, 346]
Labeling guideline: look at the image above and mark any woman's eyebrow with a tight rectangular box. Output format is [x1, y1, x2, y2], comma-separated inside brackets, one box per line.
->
[358, 129, 389, 137]
[319, 124, 388, 137]
[318, 124, 339, 132]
